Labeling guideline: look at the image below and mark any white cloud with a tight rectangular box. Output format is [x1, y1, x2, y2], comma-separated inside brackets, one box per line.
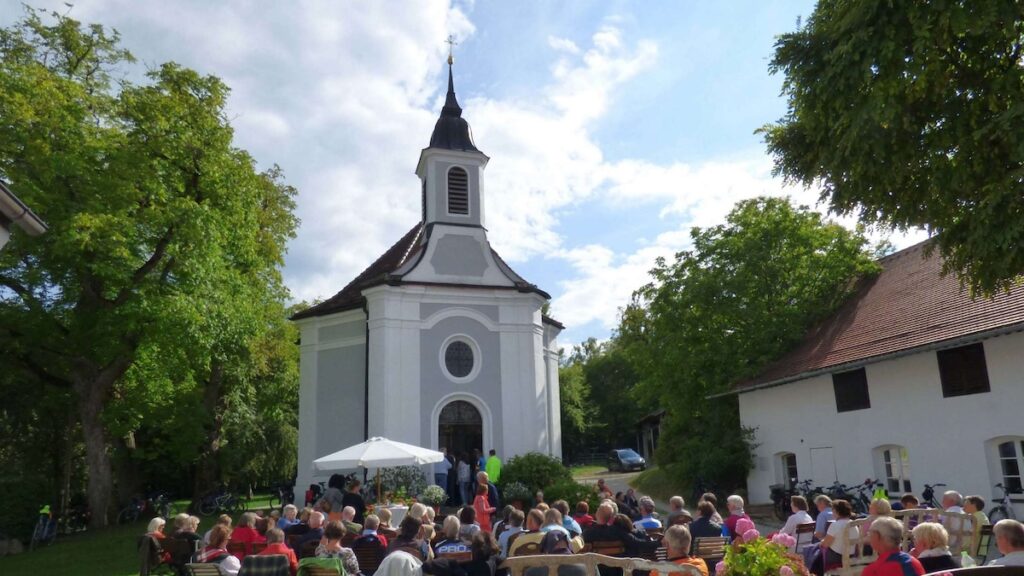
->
[10, 3, 930, 339]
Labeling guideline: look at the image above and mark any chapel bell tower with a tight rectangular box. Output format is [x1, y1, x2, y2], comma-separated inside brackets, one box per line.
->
[415, 55, 490, 229]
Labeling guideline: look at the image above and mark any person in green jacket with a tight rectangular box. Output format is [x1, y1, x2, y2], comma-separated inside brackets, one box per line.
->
[485, 449, 502, 484]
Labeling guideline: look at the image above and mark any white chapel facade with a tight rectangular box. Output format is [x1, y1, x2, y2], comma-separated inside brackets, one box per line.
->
[292, 63, 562, 490]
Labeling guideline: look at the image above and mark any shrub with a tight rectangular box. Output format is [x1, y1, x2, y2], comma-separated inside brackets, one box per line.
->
[498, 452, 571, 493]
[419, 484, 447, 507]
[379, 466, 428, 500]
[544, 480, 600, 513]
[502, 481, 532, 504]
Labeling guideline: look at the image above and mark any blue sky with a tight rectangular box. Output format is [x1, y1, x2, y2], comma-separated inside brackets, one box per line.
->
[3, 1, 925, 347]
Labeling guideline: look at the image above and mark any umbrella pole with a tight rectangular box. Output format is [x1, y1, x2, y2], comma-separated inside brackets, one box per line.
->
[376, 468, 381, 503]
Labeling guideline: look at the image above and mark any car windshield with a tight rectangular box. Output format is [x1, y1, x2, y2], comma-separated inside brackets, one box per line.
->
[618, 449, 641, 458]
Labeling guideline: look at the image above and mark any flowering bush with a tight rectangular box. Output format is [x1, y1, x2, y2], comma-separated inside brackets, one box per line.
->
[715, 525, 809, 576]
[419, 484, 447, 507]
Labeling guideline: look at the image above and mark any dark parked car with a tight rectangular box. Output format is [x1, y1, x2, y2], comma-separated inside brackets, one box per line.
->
[607, 449, 646, 472]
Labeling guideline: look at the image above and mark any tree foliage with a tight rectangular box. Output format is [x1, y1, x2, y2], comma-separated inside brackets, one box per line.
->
[618, 197, 880, 490]
[0, 8, 298, 527]
[558, 338, 650, 462]
[762, 0, 1024, 294]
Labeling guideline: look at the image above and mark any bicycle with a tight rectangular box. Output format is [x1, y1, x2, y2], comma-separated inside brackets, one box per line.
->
[988, 483, 1018, 522]
[770, 481, 797, 521]
[151, 492, 177, 519]
[921, 482, 946, 509]
[848, 478, 882, 516]
[795, 479, 826, 519]
[268, 483, 295, 511]
[199, 488, 244, 516]
[117, 496, 146, 525]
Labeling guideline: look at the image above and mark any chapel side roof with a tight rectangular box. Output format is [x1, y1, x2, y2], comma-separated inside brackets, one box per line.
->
[731, 240, 1024, 394]
[291, 223, 555, 321]
[0, 180, 47, 235]
[291, 224, 425, 320]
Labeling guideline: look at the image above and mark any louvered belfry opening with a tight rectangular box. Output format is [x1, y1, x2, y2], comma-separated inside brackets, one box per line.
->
[447, 167, 469, 215]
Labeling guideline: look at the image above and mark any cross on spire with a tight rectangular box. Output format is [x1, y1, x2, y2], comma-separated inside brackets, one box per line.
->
[446, 34, 458, 65]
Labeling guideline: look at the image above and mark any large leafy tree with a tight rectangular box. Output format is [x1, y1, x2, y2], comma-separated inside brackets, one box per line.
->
[762, 1, 1024, 295]
[0, 10, 297, 526]
[618, 197, 879, 489]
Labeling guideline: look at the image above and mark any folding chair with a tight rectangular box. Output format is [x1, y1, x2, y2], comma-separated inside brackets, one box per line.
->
[693, 536, 729, 566]
[186, 564, 226, 576]
[437, 550, 473, 562]
[794, 522, 816, 553]
[351, 538, 386, 575]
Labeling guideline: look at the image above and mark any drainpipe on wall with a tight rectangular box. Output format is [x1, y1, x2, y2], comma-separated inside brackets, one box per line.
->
[363, 301, 370, 442]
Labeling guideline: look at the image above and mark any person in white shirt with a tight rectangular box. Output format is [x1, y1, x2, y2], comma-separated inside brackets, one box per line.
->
[434, 447, 452, 489]
[779, 495, 814, 536]
[989, 519, 1024, 567]
[940, 490, 967, 551]
[812, 499, 858, 576]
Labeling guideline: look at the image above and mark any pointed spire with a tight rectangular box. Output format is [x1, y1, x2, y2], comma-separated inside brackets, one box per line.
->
[441, 62, 462, 117]
[428, 38, 479, 153]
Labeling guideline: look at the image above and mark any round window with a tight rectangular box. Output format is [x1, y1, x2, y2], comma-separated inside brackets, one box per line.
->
[444, 340, 474, 378]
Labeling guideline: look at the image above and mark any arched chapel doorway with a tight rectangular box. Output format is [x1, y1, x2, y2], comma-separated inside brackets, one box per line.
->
[438, 400, 483, 459]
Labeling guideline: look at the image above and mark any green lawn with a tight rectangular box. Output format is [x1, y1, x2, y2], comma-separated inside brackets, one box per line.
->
[569, 465, 607, 478]
[0, 496, 275, 576]
[629, 466, 684, 503]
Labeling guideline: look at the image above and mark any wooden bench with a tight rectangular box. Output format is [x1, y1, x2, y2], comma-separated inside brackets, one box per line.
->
[692, 536, 729, 565]
[582, 541, 626, 557]
[501, 552, 705, 576]
[186, 564, 225, 576]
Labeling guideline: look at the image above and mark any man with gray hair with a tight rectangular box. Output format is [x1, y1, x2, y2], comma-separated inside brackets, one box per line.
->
[341, 505, 362, 534]
[723, 494, 752, 542]
[667, 495, 693, 526]
[990, 519, 1024, 566]
[940, 490, 966, 551]
[657, 525, 708, 576]
[633, 496, 662, 530]
[862, 516, 924, 576]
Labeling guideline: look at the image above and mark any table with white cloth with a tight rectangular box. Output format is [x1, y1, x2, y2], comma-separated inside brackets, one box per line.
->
[380, 505, 408, 527]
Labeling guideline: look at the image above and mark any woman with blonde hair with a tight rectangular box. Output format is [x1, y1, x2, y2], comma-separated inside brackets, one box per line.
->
[377, 506, 393, 529]
[911, 522, 957, 572]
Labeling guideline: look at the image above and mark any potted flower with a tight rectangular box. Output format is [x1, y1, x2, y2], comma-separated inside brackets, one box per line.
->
[715, 519, 809, 576]
[420, 485, 447, 514]
[502, 481, 532, 510]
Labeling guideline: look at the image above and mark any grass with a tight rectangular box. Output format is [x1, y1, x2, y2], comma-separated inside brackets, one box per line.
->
[630, 466, 685, 503]
[0, 495, 276, 576]
[569, 465, 607, 478]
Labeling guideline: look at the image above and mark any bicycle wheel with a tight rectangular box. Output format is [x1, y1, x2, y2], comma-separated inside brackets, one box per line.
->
[989, 505, 1009, 523]
[199, 499, 217, 516]
[116, 507, 137, 525]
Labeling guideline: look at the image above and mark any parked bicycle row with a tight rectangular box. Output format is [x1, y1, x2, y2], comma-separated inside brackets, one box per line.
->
[771, 479, 1018, 523]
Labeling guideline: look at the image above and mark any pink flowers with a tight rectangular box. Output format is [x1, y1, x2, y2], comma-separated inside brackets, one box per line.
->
[779, 566, 794, 576]
[715, 561, 727, 575]
[735, 518, 755, 535]
[742, 528, 761, 542]
[771, 532, 797, 548]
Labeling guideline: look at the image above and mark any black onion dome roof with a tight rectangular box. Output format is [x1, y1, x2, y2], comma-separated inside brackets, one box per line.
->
[428, 65, 480, 153]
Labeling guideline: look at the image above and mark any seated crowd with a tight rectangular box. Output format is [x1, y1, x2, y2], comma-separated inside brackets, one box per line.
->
[140, 476, 1024, 576]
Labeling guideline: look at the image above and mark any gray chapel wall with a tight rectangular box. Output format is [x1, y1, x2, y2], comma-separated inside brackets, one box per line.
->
[419, 313, 503, 455]
[315, 343, 366, 466]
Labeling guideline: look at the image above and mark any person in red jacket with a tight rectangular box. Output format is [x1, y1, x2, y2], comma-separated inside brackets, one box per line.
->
[862, 517, 924, 576]
[229, 512, 267, 559]
[258, 528, 298, 576]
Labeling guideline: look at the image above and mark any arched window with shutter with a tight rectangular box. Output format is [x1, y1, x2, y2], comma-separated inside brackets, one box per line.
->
[447, 167, 469, 215]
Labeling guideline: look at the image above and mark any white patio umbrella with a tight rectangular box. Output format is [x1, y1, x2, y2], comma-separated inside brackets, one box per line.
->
[312, 436, 445, 502]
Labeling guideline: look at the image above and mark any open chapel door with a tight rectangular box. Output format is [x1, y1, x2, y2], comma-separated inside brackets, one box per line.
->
[438, 400, 483, 460]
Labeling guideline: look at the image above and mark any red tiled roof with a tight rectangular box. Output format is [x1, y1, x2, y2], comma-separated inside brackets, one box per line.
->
[732, 241, 1024, 393]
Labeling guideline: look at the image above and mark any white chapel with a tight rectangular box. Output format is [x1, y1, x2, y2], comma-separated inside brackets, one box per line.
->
[292, 61, 563, 491]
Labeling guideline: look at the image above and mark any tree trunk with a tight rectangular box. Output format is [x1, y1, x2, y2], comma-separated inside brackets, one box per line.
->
[191, 361, 226, 511]
[77, 382, 114, 528]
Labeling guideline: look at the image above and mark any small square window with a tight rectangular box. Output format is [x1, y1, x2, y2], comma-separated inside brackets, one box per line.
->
[937, 343, 990, 398]
[833, 368, 871, 412]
